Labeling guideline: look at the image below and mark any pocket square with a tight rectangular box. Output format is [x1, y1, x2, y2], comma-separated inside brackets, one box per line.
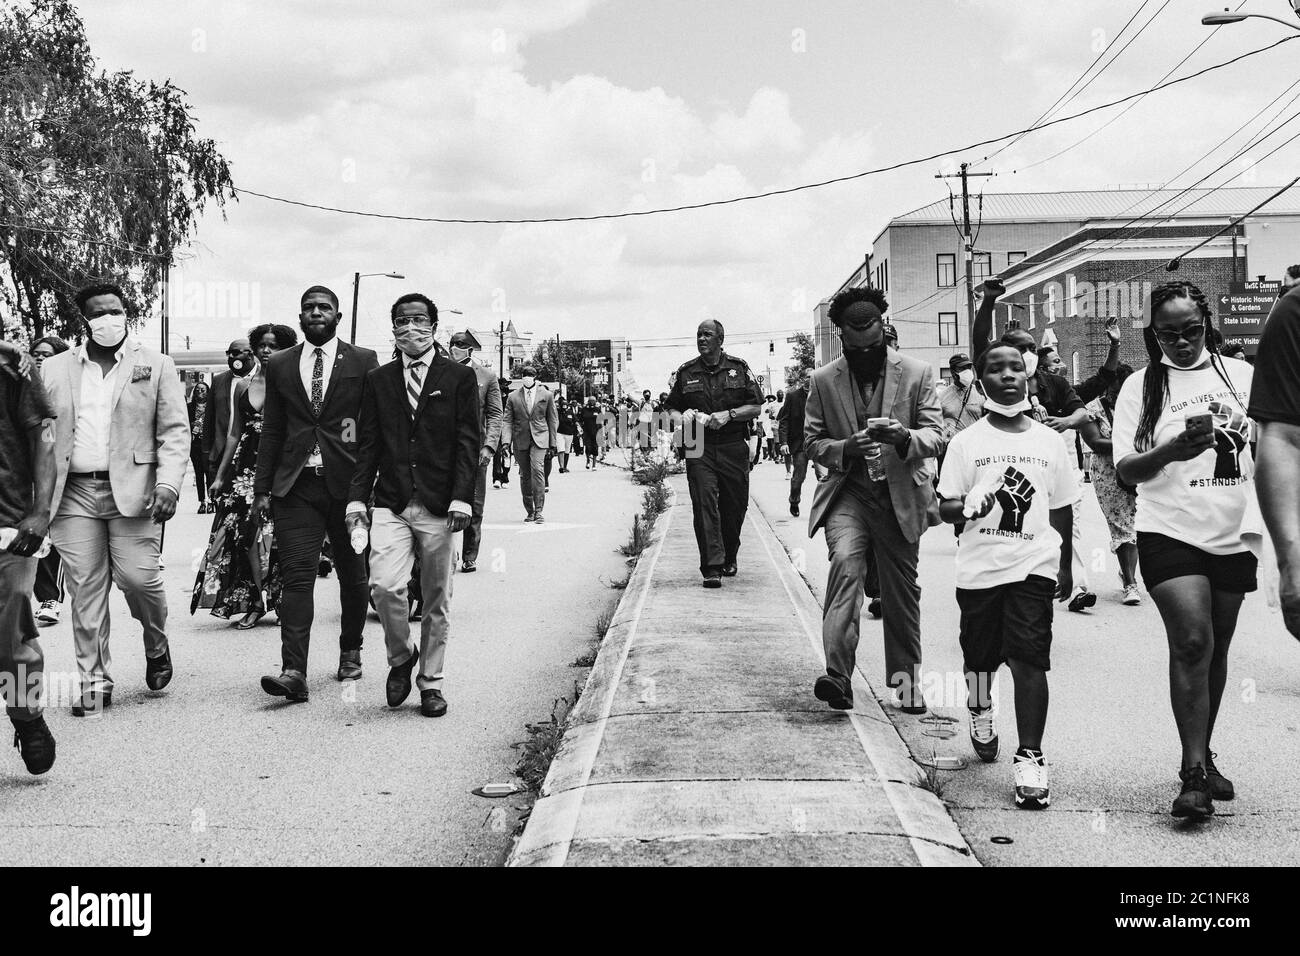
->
[428, 389, 443, 399]
[131, 365, 152, 383]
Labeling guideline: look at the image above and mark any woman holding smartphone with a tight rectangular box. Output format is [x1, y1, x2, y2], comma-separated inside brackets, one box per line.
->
[1112, 281, 1260, 820]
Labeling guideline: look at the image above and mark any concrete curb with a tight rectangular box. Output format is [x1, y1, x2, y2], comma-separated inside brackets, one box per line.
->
[744, 500, 978, 867]
[507, 482, 677, 867]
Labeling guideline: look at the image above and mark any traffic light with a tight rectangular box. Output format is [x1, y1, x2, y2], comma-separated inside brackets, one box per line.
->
[627, 344, 632, 361]
[769, 341, 774, 354]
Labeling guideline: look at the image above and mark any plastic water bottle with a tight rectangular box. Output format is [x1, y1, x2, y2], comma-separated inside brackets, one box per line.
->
[0, 528, 51, 558]
[864, 442, 887, 482]
[350, 524, 369, 555]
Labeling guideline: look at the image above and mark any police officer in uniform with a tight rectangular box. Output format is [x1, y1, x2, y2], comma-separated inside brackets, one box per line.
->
[664, 319, 763, 588]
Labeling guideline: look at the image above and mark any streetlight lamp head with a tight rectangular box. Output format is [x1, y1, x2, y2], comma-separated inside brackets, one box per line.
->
[1202, 12, 1247, 24]
[387, 273, 405, 279]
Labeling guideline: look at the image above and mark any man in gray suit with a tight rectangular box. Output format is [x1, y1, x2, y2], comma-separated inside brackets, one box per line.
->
[41, 282, 190, 716]
[804, 287, 943, 714]
[501, 365, 558, 523]
[448, 330, 502, 571]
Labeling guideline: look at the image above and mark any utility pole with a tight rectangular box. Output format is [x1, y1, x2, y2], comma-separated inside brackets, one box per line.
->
[555, 332, 562, 387]
[498, 319, 505, 378]
[936, 162, 994, 345]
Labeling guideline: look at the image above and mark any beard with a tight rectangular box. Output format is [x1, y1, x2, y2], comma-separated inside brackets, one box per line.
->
[843, 343, 887, 382]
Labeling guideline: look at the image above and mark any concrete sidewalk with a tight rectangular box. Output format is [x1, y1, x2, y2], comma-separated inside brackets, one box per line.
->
[510, 475, 975, 866]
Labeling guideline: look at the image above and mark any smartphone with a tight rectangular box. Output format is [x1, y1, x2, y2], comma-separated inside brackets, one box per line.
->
[1184, 413, 1213, 438]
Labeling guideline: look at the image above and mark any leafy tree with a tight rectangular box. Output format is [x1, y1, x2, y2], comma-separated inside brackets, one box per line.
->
[785, 331, 815, 388]
[0, 0, 235, 339]
[526, 339, 587, 392]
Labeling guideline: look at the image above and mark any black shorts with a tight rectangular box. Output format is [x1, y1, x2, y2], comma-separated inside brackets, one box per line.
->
[1136, 532, 1257, 594]
[956, 575, 1056, 673]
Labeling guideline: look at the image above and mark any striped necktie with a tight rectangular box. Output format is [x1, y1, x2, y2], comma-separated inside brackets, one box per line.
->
[407, 359, 425, 417]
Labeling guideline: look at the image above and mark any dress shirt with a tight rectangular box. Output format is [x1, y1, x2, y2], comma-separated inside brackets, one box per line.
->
[69, 342, 125, 473]
[346, 347, 469, 518]
[524, 385, 536, 413]
[299, 335, 339, 467]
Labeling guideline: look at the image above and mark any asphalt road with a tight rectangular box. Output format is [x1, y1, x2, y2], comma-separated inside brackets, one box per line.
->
[0, 462, 640, 866]
[748, 459, 1300, 866]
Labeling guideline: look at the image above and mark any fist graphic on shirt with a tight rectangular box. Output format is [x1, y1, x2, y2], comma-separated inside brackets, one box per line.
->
[1208, 401, 1249, 480]
[994, 466, 1036, 534]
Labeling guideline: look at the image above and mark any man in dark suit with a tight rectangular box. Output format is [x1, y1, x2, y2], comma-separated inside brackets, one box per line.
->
[203, 338, 253, 486]
[346, 294, 479, 718]
[448, 330, 502, 572]
[254, 285, 379, 702]
[777, 379, 811, 517]
[501, 365, 558, 523]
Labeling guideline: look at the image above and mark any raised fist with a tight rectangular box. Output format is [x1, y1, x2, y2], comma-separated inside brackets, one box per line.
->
[1208, 401, 1249, 480]
[994, 465, 1036, 534]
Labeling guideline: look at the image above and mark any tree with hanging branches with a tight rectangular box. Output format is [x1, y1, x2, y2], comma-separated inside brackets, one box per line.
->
[0, 0, 235, 340]
[785, 331, 815, 387]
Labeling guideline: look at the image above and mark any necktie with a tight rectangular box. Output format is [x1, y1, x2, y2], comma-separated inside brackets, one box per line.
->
[407, 360, 425, 417]
[526, 388, 534, 413]
[310, 347, 324, 459]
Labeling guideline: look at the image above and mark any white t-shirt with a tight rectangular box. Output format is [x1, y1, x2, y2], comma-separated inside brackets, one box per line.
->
[1110, 356, 1260, 555]
[938, 417, 1082, 590]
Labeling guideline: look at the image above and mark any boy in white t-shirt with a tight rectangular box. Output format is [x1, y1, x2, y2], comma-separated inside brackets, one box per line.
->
[937, 343, 1080, 809]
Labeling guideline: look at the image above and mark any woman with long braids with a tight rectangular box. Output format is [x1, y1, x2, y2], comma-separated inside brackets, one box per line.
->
[1112, 281, 1261, 820]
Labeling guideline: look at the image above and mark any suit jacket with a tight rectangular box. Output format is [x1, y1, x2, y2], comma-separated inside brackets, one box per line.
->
[804, 351, 944, 543]
[348, 354, 480, 515]
[254, 339, 380, 500]
[202, 369, 239, 475]
[41, 339, 190, 518]
[501, 383, 558, 450]
[777, 385, 808, 452]
[470, 363, 503, 454]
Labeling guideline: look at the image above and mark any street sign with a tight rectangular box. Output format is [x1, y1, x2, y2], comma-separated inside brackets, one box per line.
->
[1218, 280, 1281, 356]
[757, 374, 766, 385]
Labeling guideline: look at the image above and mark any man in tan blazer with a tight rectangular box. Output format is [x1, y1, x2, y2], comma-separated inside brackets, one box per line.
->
[40, 282, 190, 715]
[500, 365, 558, 523]
[804, 287, 943, 714]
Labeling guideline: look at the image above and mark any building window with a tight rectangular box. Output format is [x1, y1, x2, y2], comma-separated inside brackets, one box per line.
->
[1008, 251, 1026, 266]
[936, 253, 956, 287]
[972, 253, 992, 283]
[939, 312, 958, 347]
[939, 367, 952, 384]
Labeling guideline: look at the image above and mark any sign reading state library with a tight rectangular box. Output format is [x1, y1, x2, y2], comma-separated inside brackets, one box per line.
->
[1218, 280, 1282, 357]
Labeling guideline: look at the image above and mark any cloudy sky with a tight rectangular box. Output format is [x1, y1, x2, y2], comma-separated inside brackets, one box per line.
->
[80, 0, 1300, 388]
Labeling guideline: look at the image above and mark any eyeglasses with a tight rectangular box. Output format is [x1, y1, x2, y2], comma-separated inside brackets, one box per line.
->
[1153, 323, 1205, 346]
[393, 317, 434, 330]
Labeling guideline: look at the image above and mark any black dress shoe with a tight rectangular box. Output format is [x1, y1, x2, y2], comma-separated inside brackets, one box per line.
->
[789, 502, 800, 517]
[814, 675, 853, 711]
[386, 649, 419, 707]
[11, 715, 55, 774]
[721, 562, 737, 577]
[461, 560, 477, 573]
[261, 671, 309, 702]
[145, 647, 173, 691]
[867, 598, 882, 619]
[420, 688, 448, 718]
[70, 690, 112, 717]
[702, 573, 722, 589]
[337, 650, 362, 681]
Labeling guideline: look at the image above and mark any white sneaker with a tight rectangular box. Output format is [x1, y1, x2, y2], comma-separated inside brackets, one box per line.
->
[1013, 751, 1050, 809]
[969, 707, 999, 762]
[35, 600, 60, 625]
[1122, 584, 1141, 606]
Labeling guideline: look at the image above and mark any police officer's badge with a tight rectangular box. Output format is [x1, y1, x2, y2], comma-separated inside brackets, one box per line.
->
[728, 369, 737, 379]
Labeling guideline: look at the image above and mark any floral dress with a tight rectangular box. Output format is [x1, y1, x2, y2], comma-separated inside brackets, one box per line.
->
[1085, 396, 1137, 553]
[191, 387, 283, 618]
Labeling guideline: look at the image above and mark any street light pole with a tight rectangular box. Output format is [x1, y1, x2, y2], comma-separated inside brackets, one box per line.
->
[349, 271, 405, 343]
[1202, 8, 1300, 31]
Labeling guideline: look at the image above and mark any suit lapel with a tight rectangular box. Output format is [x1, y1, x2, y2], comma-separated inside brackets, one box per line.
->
[320, 340, 348, 412]
[881, 350, 902, 420]
[413, 356, 447, 422]
[285, 344, 311, 412]
[831, 359, 856, 433]
[68, 349, 83, 420]
[110, 340, 140, 412]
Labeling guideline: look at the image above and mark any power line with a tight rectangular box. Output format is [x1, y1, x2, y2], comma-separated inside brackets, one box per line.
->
[231, 36, 1298, 226]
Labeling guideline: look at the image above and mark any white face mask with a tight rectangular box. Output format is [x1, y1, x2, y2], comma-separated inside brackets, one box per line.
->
[1020, 350, 1039, 378]
[1159, 347, 1209, 370]
[88, 314, 127, 348]
[450, 346, 471, 364]
[956, 368, 974, 387]
[983, 395, 1031, 417]
[395, 327, 434, 358]
[522, 376, 536, 388]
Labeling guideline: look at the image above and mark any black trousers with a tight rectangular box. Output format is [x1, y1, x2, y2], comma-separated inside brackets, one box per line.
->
[685, 438, 750, 575]
[33, 547, 63, 604]
[271, 472, 367, 674]
[190, 446, 208, 503]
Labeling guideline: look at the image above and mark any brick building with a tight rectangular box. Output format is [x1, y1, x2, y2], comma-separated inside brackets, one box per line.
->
[815, 187, 1300, 379]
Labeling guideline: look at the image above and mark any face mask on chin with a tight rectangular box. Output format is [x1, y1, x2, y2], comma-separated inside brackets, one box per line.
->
[1159, 346, 1210, 370]
[395, 328, 434, 358]
[984, 392, 1031, 417]
[88, 315, 126, 348]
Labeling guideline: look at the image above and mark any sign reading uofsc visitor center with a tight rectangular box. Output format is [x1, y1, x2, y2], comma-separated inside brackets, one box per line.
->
[1218, 280, 1282, 356]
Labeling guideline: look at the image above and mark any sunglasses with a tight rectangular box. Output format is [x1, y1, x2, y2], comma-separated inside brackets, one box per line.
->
[1153, 323, 1205, 346]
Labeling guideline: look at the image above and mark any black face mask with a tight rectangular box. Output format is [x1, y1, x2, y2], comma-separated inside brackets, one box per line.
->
[843, 342, 887, 382]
